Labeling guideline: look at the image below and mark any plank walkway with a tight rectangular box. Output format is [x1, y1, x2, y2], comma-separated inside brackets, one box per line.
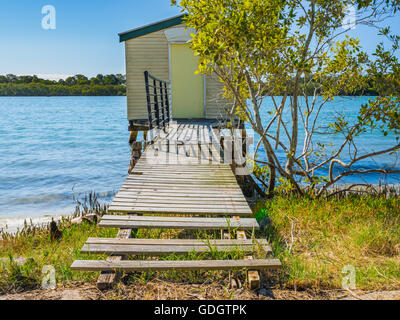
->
[72, 120, 281, 289]
[110, 127, 251, 216]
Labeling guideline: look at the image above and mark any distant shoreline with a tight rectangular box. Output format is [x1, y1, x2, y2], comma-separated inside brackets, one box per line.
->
[0, 95, 126, 97]
[0, 74, 126, 96]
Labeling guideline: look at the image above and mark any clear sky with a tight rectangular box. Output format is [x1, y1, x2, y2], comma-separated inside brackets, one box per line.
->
[0, 0, 181, 78]
[0, 1, 398, 79]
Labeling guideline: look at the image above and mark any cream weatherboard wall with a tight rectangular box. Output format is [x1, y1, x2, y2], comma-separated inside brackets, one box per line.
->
[124, 25, 231, 121]
[205, 73, 231, 119]
[125, 29, 170, 121]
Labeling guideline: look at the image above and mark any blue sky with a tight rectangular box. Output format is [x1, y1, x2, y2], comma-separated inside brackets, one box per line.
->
[0, 1, 398, 79]
[0, 0, 181, 78]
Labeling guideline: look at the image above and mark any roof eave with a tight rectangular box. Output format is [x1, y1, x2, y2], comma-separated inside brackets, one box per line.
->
[119, 14, 188, 42]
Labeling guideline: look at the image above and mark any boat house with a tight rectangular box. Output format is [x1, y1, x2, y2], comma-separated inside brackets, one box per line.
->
[119, 14, 232, 129]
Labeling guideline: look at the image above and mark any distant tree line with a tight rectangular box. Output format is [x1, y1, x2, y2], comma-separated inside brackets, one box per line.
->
[0, 74, 126, 96]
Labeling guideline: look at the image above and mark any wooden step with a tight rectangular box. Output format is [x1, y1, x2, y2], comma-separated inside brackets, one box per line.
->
[81, 238, 271, 256]
[71, 259, 282, 272]
[99, 215, 259, 230]
[107, 207, 252, 216]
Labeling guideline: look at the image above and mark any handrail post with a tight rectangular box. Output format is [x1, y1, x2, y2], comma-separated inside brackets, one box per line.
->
[164, 82, 170, 126]
[153, 78, 160, 131]
[144, 71, 153, 131]
[159, 80, 166, 133]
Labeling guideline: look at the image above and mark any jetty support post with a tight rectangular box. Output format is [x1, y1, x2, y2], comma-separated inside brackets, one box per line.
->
[128, 121, 149, 174]
[96, 228, 132, 290]
[236, 223, 261, 290]
[129, 142, 143, 174]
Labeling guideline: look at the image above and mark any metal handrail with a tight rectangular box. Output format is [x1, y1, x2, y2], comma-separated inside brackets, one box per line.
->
[144, 71, 171, 140]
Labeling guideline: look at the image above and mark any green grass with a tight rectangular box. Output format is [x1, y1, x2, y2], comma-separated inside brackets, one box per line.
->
[254, 194, 400, 291]
[0, 219, 118, 293]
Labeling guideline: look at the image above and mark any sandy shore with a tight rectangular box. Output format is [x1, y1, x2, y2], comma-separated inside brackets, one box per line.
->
[0, 215, 66, 235]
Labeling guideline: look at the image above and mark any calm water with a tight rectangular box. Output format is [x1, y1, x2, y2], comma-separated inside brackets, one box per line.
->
[0, 97, 130, 219]
[0, 96, 398, 220]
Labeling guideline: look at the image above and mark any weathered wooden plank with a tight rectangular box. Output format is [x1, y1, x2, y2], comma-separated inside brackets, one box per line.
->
[100, 220, 256, 229]
[81, 243, 271, 256]
[100, 215, 255, 224]
[129, 171, 234, 176]
[126, 166, 232, 172]
[133, 164, 231, 169]
[107, 206, 252, 215]
[122, 177, 239, 183]
[124, 179, 238, 185]
[118, 187, 243, 194]
[71, 259, 282, 272]
[139, 158, 222, 163]
[118, 188, 243, 195]
[120, 183, 241, 190]
[86, 238, 266, 246]
[99, 218, 258, 229]
[114, 196, 247, 204]
[122, 179, 239, 185]
[113, 192, 246, 200]
[109, 202, 250, 209]
[124, 174, 236, 179]
[109, 201, 250, 209]
[127, 167, 234, 173]
[135, 159, 229, 164]
[101, 215, 258, 224]
[126, 168, 232, 173]
[115, 194, 246, 201]
[117, 187, 243, 193]
[122, 181, 239, 187]
[112, 198, 248, 205]
[126, 175, 237, 182]
[113, 198, 246, 205]
[118, 188, 245, 196]
[130, 170, 232, 176]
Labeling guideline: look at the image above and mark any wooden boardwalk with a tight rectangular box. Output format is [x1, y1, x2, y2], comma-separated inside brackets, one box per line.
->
[72, 120, 281, 289]
[110, 120, 252, 215]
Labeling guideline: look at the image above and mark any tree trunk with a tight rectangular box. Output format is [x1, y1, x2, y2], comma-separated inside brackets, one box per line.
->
[266, 153, 276, 198]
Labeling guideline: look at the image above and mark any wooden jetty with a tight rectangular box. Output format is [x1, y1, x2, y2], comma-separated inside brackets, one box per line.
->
[71, 72, 281, 290]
